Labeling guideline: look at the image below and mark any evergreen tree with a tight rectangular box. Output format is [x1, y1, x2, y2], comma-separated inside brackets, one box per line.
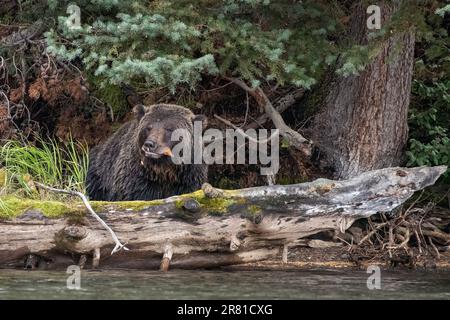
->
[44, 1, 440, 92]
[45, 0, 350, 90]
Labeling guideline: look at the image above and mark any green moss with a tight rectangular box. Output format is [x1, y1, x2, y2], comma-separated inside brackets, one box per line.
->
[0, 188, 244, 220]
[174, 200, 184, 210]
[181, 190, 206, 201]
[0, 196, 82, 219]
[91, 199, 165, 212]
[174, 190, 239, 215]
[248, 205, 262, 216]
[175, 197, 235, 214]
[199, 198, 236, 214]
[0, 195, 171, 219]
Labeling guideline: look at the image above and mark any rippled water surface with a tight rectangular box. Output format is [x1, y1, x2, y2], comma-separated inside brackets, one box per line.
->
[0, 269, 449, 299]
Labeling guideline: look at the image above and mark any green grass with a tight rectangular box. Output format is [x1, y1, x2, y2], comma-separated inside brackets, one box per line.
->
[0, 198, 13, 216]
[0, 136, 89, 197]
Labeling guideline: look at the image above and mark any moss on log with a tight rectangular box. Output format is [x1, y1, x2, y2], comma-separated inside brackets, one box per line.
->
[0, 189, 242, 219]
[0, 166, 446, 270]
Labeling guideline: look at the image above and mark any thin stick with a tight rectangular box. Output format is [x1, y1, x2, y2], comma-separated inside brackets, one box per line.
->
[35, 182, 129, 254]
[358, 222, 388, 246]
[242, 91, 250, 127]
[428, 237, 440, 259]
[214, 114, 278, 144]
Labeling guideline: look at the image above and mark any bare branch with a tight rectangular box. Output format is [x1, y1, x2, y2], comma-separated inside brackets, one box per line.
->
[245, 88, 305, 129]
[35, 182, 129, 254]
[224, 77, 311, 157]
[213, 114, 278, 144]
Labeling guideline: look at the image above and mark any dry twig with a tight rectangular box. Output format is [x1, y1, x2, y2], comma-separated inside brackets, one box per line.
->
[35, 182, 129, 254]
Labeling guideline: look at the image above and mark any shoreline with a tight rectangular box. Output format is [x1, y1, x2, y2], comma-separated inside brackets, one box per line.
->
[1, 247, 449, 272]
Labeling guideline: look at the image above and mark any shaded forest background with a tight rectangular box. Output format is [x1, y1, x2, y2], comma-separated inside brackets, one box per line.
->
[0, 0, 448, 191]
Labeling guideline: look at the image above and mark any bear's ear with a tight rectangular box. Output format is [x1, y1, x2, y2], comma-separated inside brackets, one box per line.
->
[192, 114, 208, 130]
[133, 104, 146, 120]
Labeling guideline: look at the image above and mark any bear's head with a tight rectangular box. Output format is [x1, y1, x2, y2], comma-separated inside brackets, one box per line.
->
[133, 104, 207, 163]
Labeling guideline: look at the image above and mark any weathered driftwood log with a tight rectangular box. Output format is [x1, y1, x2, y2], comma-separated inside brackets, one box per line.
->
[0, 166, 446, 270]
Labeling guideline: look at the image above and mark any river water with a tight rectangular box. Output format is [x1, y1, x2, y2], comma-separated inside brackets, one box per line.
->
[0, 269, 449, 299]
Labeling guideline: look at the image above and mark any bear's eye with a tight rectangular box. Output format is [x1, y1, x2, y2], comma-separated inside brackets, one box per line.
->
[142, 126, 152, 135]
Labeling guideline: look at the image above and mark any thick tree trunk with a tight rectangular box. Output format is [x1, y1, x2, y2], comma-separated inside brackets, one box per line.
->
[0, 166, 445, 270]
[311, 1, 415, 179]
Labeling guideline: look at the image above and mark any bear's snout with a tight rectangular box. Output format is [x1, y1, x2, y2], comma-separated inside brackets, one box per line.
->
[141, 141, 173, 159]
[143, 140, 157, 151]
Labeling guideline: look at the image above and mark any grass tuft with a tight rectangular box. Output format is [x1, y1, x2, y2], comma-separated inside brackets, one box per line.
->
[0, 136, 89, 197]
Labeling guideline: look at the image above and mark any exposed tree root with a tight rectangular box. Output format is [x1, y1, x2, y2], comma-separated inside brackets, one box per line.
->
[345, 192, 450, 268]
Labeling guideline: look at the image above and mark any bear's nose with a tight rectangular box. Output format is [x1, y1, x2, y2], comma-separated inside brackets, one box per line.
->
[144, 140, 157, 151]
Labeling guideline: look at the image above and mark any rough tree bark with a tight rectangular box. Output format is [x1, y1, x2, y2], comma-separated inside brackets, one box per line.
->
[0, 166, 445, 270]
[311, 1, 415, 179]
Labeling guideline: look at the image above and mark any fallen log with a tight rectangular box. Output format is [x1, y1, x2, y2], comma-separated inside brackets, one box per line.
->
[0, 166, 446, 270]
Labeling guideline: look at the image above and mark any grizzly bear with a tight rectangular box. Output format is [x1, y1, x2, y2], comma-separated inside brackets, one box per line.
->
[86, 104, 208, 201]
